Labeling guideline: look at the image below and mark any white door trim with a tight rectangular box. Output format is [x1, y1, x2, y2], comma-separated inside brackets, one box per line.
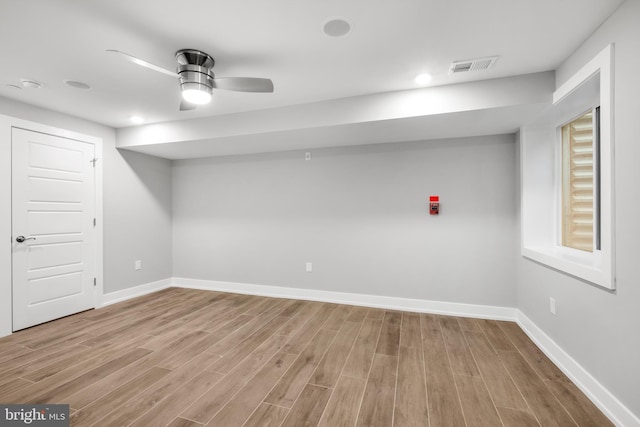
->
[0, 114, 104, 337]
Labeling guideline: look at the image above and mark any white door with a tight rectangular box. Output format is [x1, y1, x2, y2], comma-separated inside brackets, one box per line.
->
[12, 128, 97, 331]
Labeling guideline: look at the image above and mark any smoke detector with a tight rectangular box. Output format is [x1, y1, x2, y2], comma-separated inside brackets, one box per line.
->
[449, 56, 498, 74]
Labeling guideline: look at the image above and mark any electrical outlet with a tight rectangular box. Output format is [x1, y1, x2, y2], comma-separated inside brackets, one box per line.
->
[306, 262, 312, 272]
[550, 297, 556, 315]
[135, 260, 142, 271]
[305, 152, 311, 161]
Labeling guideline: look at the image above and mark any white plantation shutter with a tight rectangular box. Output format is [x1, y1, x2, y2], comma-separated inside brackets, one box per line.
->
[562, 111, 595, 252]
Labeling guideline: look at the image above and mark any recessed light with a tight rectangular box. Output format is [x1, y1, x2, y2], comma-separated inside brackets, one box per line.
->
[129, 116, 144, 125]
[5, 84, 21, 90]
[415, 73, 432, 86]
[64, 80, 92, 90]
[20, 79, 43, 89]
[323, 18, 351, 37]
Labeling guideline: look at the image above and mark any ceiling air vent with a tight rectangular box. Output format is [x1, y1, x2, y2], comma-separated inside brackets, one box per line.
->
[449, 56, 498, 74]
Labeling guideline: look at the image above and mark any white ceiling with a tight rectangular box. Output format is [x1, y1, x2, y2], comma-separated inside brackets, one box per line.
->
[0, 0, 623, 131]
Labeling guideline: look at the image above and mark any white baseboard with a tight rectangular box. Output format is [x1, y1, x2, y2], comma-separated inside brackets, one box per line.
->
[101, 278, 172, 307]
[172, 277, 517, 320]
[517, 312, 639, 427]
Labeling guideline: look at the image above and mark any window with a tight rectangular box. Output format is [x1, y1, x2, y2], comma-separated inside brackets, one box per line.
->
[561, 108, 600, 252]
[521, 44, 614, 290]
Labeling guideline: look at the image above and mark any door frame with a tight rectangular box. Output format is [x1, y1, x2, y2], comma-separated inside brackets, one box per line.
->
[0, 114, 104, 337]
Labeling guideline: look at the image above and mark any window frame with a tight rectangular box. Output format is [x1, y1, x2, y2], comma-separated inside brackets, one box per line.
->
[521, 44, 615, 290]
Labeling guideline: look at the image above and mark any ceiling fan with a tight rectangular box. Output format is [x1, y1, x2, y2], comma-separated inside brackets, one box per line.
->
[107, 49, 274, 111]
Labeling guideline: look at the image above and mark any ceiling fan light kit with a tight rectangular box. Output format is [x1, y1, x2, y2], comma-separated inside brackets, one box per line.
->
[181, 86, 212, 105]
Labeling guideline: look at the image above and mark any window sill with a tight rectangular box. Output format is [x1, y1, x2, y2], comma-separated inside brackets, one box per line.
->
[522, 244, 613, 289]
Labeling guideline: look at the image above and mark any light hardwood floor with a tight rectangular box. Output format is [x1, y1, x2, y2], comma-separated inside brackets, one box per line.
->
[0, 288, 613, 426]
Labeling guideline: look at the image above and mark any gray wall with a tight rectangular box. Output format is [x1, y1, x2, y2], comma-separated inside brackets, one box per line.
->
[173, 134, 517, 307]
[0, 97, 173, 294]
[517, 0, 640, 418]
[103, 148, 172, 292]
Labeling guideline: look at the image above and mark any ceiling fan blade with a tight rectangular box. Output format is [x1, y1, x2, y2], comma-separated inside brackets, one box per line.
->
[179, 99, 197, 111]
[107, 49, 178, 78]
[211, 77, 274, 93]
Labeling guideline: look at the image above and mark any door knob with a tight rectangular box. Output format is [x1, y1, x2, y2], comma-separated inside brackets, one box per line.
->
[16, 235, 36, 243]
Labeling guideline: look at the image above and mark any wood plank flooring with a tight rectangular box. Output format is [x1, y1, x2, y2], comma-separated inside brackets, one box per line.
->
[0, 288, 613, 426]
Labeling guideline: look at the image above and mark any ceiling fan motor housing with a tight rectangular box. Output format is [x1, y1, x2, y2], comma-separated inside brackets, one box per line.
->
[176, 49, 215, 96]
[177, 64, 213, 93]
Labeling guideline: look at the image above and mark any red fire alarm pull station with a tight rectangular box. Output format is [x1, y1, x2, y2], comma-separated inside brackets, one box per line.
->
[429, 195, 440, 215]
